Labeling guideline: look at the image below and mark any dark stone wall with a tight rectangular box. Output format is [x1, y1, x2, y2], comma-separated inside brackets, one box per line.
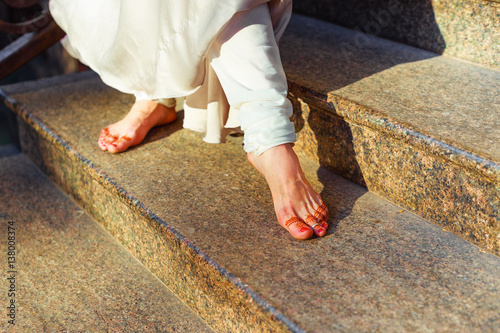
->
[294, 0, 445, 54]
[293, 0, 499, 69]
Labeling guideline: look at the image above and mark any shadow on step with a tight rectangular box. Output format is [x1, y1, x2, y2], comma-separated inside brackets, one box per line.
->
[291, 96, 369, 233]
[291, 97, 368, 188]
[293, 0, 446, 55]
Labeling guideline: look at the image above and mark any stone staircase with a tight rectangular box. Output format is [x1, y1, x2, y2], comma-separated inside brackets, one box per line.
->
[1, 4, 499, 333]
[0, 144, 213, 332]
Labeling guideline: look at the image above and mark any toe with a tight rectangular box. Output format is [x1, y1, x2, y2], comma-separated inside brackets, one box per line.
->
[100, 127, 119, 146]
[105, 135, 133, 153]
[304, 214, 327, 237]
[282, 216, 314, 240]
[105, 142, 120, 153]
[98, 130, 110, 150]
[313, 202, 329, 222]
[98, 139, 108, 151]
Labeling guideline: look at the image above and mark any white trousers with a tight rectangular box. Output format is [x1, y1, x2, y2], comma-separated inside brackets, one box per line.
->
[183, 3, 296, 155]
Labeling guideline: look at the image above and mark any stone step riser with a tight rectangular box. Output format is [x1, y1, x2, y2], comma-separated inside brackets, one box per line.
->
[290, 93, 499, 255]
[293, 0, 500, 70]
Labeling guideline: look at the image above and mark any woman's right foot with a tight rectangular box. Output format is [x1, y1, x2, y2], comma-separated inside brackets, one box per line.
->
[247, 143, 329, 240]
[98, 100, 177, 153]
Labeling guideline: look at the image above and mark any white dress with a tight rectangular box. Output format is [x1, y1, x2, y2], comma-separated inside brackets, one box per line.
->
[49, 0, 295, 153]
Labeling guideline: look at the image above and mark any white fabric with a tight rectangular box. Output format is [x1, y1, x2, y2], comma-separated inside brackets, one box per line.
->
[50, 0, 295, 154]
[208, 3, 296, 154]
[156, 98, 176, 108]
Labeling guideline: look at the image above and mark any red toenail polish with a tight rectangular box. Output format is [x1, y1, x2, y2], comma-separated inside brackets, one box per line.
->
[299, 227, 310, 233]
[322, 223, 328, 229]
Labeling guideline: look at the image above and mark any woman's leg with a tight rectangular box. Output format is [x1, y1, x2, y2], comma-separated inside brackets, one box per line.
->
[98, 99, 177, 153]
[209, 4, 328, 239]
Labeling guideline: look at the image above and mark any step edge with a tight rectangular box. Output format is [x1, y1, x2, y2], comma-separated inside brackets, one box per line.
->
[0, 88, 306, 333]
[0, 71, 98, 95]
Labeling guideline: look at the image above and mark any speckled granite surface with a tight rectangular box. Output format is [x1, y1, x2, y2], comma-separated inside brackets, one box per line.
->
[0, 143, 18, 158]
[2, 74, 500, 332]
[294, 0, 500, 70]
[0, 145, 213, 332]
[281, 15, 500, 254]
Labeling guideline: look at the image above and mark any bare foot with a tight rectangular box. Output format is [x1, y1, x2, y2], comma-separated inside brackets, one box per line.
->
[98, 100, 177, 153]
[247, 143, 329, 240]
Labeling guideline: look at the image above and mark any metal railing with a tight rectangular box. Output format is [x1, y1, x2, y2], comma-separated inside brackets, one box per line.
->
[0, 0, 65, 80]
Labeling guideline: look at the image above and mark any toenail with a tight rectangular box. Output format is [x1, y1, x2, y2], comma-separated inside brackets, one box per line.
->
[299, 227, 310, 233]
[322, 223, 328, 229]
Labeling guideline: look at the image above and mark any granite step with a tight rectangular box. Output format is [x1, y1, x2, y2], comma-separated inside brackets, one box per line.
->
[0, 144, 213, 332]
[293, 0, 500, 70]
[1, 73, 499, 332]
[280, 14, 500, 255]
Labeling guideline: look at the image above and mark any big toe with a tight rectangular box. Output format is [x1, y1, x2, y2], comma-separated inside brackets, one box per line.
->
[281, 216, 314, 240]
[105, 135, 134, 153]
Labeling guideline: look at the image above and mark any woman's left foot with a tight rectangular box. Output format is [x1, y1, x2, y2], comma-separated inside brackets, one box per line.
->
[98, 100, 177, 153]
[247, 143, 329, 240]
